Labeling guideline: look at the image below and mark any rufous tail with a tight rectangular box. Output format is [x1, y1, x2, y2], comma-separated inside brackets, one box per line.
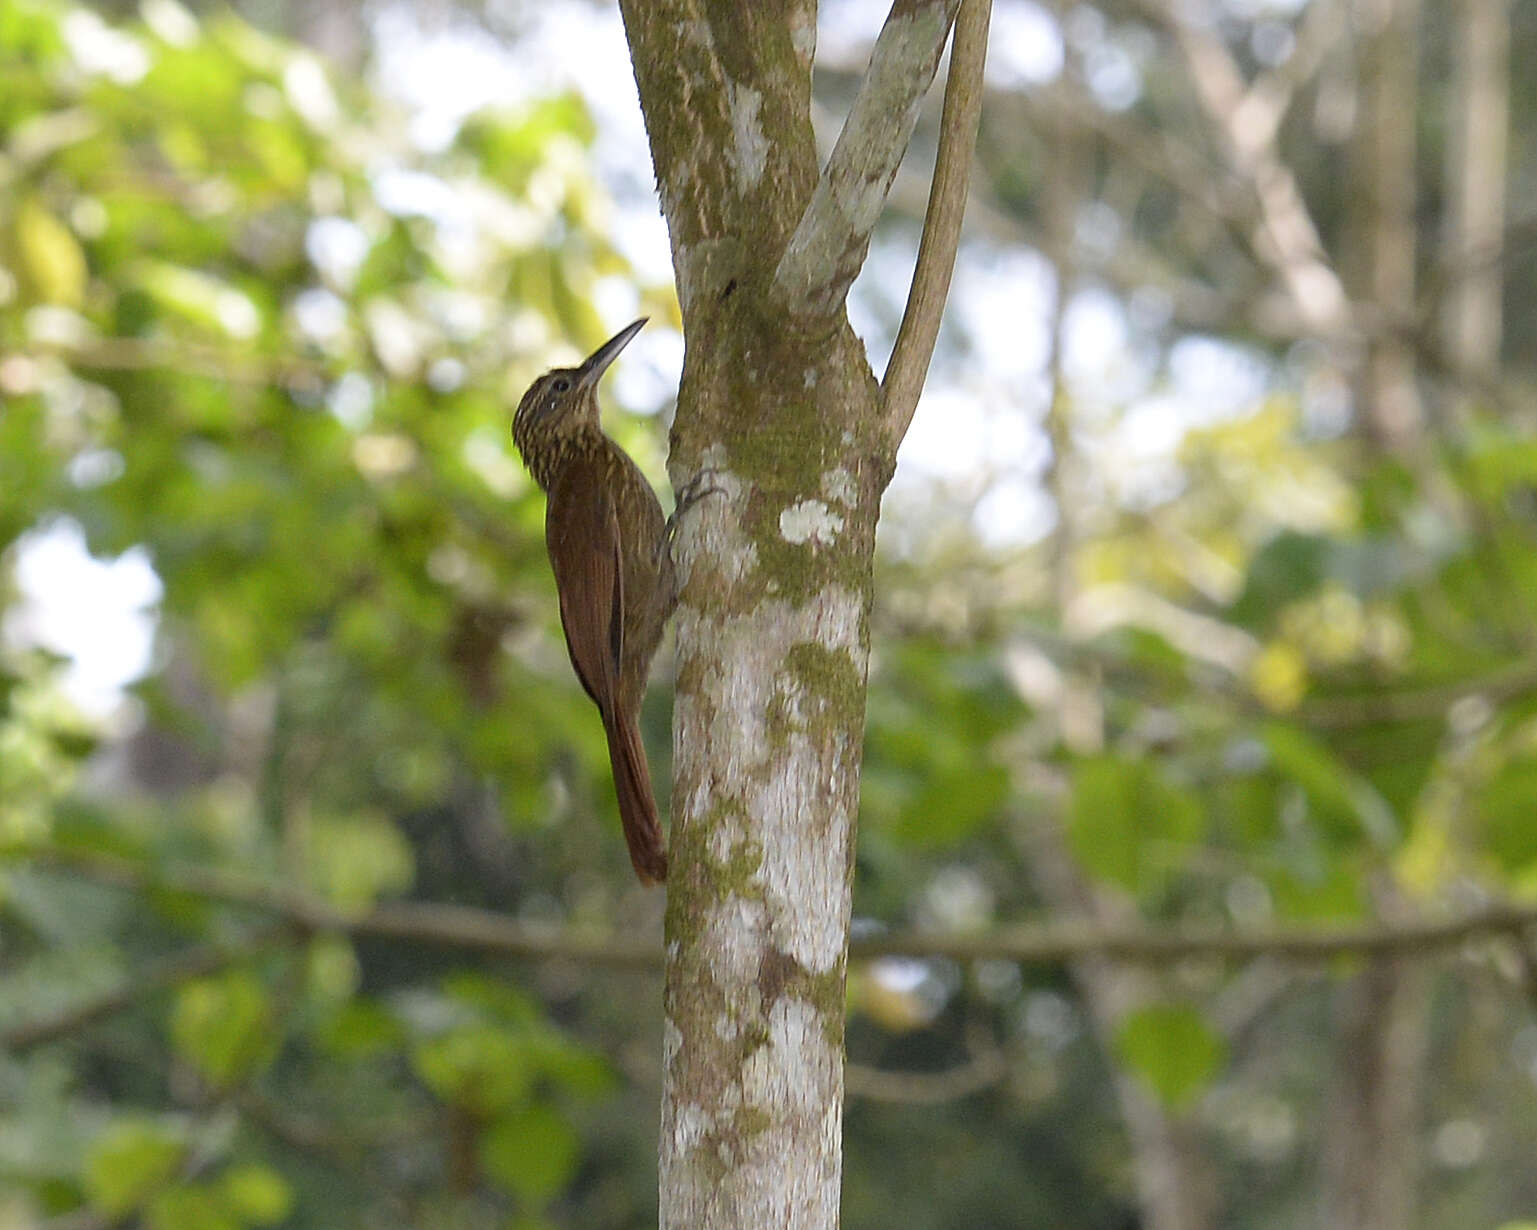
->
[603, 705, 667, 884]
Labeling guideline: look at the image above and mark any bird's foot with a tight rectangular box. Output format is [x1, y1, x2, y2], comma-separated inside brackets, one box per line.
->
[664, 468, 724, 554]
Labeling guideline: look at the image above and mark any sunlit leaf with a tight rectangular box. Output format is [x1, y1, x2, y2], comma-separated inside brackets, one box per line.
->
[1476, 757, 1537, 878]
[479, 1105, 579, 1204]
[306, 811, 414, 911]
[15, 197, 87, 306]
[1066, 756, 1205, 896]
[170, 970, 274, 1088]
[146, 1183, 239, 1230]
[217, 1163, 293, 1226]
[1112, 1004, 1226, 1109]
[1261, 722, 1397, 848]
[83, 1120, 185, 1217]
[412, 1025, 533, 1117]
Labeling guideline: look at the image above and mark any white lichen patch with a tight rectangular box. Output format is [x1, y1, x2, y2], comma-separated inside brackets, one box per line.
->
[670, 1101, 713, 1152]
[754, 736, 853, 973]
[820, 466, 857, 508]
[727, 81, 768, 194]
[779, 499, 843, 546]
[741, 998, 839, 1116]
[700, 894, 771, 987]
[799, 585, 866, 661]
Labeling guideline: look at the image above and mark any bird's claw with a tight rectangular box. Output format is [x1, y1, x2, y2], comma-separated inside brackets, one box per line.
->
[661, 468, 724, 564]
[667, 469, 723, 535]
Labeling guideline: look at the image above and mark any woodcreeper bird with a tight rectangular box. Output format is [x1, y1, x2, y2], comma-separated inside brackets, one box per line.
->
[512, 318, 676, 883]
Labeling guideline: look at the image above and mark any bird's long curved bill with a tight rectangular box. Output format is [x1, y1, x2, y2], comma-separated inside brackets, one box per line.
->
[577, 318, 647, 391]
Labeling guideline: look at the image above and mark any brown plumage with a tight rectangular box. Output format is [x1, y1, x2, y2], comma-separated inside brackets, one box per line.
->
[512, 319, 673, 883]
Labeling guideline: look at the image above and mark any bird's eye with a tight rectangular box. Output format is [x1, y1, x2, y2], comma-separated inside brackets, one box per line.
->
[553, 377, 571, 393]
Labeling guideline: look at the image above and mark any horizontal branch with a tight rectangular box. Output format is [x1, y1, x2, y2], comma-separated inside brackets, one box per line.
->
[20, 844, 1537, 975]
[771, 0, 961, 318]
[2, 925, 291, 1052]
[845, 1051, 1005, 1103]
[850, 906, 1537, 962]
[24, 844, 661, 968]
[20, 336, 331, 388]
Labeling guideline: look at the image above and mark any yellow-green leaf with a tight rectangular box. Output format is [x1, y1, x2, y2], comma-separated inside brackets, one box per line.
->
[479, 1105, 579, 1205]
[83, 1120, 185, 1217]
[1113, 1004, 1226, 1109]
[16, 198, 87, 307]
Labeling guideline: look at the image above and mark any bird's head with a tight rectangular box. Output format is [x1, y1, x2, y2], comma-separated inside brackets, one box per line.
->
[513, 317, 646, 450]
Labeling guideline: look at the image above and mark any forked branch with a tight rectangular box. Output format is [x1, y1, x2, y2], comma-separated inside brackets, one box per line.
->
[771, 0, 962, 317]
[880, 0, 991, 451]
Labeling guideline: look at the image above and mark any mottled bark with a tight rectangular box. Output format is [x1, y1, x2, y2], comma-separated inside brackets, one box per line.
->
[615, 2, 966, 1226]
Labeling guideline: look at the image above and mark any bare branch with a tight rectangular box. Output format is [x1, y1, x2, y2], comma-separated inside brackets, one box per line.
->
[846, 1026, 1007, 1103]
[22, 843, 1537, 973]
[1132, 0, 1352, 338]
[1229, 0, 1345, 156]
[2, 926, 290, 1052]
[771, 0, 962, 318]
[851, 907, 1537, 963]
[880, 0, 991, 451]
[25, 845, 661, 968]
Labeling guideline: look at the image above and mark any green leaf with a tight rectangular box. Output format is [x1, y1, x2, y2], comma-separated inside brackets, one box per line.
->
[304, 934, 360, 1003]
[1229, 532, 1331, 629]
[1113, 1004, 1226, 1109]
[1066, 756, 1205, 896]
[316, 998, 403, 1059]
[1477, 757, 1537, 877]
[479, 1105, 579, 1205]
[1261, 722, 1397, 848]
[16, 197, 87, 307]
[217, 1163, 293, 1226]
[134, 261, 261, 340]
[306, 811, 414, 911]
[170, 970, 274, 1088]
[146, 1183, 239, 1230]
[1267, 855, 1365, 922]
[412, 1025, 532, 1117]
[83, 1120, 185, 1217]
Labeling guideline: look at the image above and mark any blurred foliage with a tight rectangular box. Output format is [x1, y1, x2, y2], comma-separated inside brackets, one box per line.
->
[3, 1, 1537, 1229]
[0, 1, 669, 1225]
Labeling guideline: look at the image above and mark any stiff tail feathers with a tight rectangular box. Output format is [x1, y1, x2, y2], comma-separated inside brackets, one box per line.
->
[604, 707, 668, 884]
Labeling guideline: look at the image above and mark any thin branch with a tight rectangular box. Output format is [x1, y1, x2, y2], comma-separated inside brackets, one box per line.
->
[851, 907, 1537, 963]
[20, 843, 1537, 971]
[2, 925, 291, 1052]
[880, 0, 991, 449]
[1132, 0, 1352, 339]
[24, 844, 661, 968]
[771, 0, 962, 318]
[1298, 659, 1537, 728]
[39, 336, 330, 388]
[846, 1041, 1006, 1103]
[1229, 0, 1345, 157]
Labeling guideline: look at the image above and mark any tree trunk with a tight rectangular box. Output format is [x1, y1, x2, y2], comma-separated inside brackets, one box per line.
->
[1317, 957, 1432, 1230]
[1351, 0, 1422, 447]
[1022, 812, 1218, 1230]
[615, 3, 970, 1225]
[1442, 0, 1509, 373]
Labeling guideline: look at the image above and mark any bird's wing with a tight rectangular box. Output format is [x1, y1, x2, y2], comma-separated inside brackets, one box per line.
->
[545, 457, 624, 712]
